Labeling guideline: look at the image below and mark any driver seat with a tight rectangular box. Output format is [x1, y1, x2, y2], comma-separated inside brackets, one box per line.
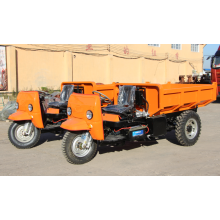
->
[48, 85, 74, 109]
[102, 85, 136, 114]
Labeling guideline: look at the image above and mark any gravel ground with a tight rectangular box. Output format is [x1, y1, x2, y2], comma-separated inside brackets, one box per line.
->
[1, 99, 220, 176]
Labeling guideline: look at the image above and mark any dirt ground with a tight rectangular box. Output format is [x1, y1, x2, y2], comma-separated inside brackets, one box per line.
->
[1, 99, 220, 176]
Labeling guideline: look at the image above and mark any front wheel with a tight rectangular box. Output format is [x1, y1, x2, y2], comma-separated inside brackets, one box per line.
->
[62, 131, 97, 164]
[8, 121, 41, 149]
[175, 110, 201, 146]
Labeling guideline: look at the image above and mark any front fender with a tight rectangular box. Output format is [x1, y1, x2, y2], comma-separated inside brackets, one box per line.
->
[8, 110, 44, 129]
[8, 111, 32, 121]
[60, 118, 91, 131]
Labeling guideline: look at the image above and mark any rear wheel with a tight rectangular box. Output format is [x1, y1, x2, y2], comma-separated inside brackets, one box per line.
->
[175, 110, 201, 146]
[62, 131, 97, 164]
[8, 121, 41, 149]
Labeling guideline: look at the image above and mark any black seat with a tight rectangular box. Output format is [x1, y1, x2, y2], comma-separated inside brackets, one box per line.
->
[102, 85, 136, 114]
[48, 85, 74, 109]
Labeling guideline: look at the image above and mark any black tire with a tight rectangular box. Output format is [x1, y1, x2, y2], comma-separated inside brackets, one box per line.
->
[8, 121, 41, 149]
[175, 110, 201, 146]
[62, 131, 97, 165]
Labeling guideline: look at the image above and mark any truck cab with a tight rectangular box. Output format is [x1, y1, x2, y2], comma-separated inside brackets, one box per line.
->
[210, 46, 220, 96]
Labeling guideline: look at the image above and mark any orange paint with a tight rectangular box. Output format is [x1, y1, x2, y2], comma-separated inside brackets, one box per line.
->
[9, 111, 32, 121]
[11, 91, 44, 128]
[114, 82, 217, 116]
[61, 93, 104, 140]
[102, 113, 120, 122]
[9, 82, 117, 132]
[60, 81, 116, 105]
[61, 82, 216, 142]
[46, 108, 60, 114]
[61, 118, 90, 131]
[10, 81, 216, 139]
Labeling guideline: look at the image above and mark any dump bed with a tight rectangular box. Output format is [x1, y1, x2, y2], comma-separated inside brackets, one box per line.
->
[115, 82, 217, 116]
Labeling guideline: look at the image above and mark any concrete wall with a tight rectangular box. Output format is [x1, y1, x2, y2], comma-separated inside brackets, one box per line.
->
[3, 44, 205, 92]
[16, 49, 65, 91]
[72, 53, 108, 83]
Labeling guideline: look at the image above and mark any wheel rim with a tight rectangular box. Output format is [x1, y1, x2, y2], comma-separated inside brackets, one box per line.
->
[71, 135, 92, 158]
[185, 118, 198, 139]
[15, 125, 35, 143]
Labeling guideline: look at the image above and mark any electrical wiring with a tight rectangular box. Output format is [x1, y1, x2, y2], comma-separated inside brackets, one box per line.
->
[145, 126, 149, 134]
[114, 125, 149, 134]
[52, 118, 67, 124]
[141, 94, 149, 113]
[114, 127, 131, 133]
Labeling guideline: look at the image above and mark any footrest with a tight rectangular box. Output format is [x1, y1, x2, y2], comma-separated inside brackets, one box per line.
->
[103, 134, 126, 143]
[42, 124, 62, 133]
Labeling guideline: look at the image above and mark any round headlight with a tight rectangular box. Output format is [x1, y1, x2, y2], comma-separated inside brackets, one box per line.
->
[67, 107, 72, 116]
[28, 104, 33, 112]
[86, 110, 93, 120]
[15, 102, 19, 110]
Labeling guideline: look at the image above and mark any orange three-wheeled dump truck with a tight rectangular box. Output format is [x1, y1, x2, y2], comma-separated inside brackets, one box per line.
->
[60, 82, 217, 164]
[8, 81, 217, 165]
[8, 82, 115, 149]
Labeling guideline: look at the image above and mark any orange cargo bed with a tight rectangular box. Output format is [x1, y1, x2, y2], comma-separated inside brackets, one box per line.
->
[115, 82, 217, 116]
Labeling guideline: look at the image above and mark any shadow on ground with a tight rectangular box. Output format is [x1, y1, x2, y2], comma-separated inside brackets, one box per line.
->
[165, 130, 180, 146]
[98, 139, 159, 154]
[212, 97, 220, 104]
[34, 130, 180, 151]
[36, 133, 64, 147]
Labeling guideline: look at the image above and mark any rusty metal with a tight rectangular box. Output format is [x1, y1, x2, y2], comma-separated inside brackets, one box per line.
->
[187, 75, 193, 83]
[179, 75, 185, 83]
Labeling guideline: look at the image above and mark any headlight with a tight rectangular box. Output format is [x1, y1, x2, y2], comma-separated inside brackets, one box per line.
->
[86, 110, 93, 120]
[15, 102, 19, 110]
[28, 104, 33, 112]
[67, 107, 72, 116]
